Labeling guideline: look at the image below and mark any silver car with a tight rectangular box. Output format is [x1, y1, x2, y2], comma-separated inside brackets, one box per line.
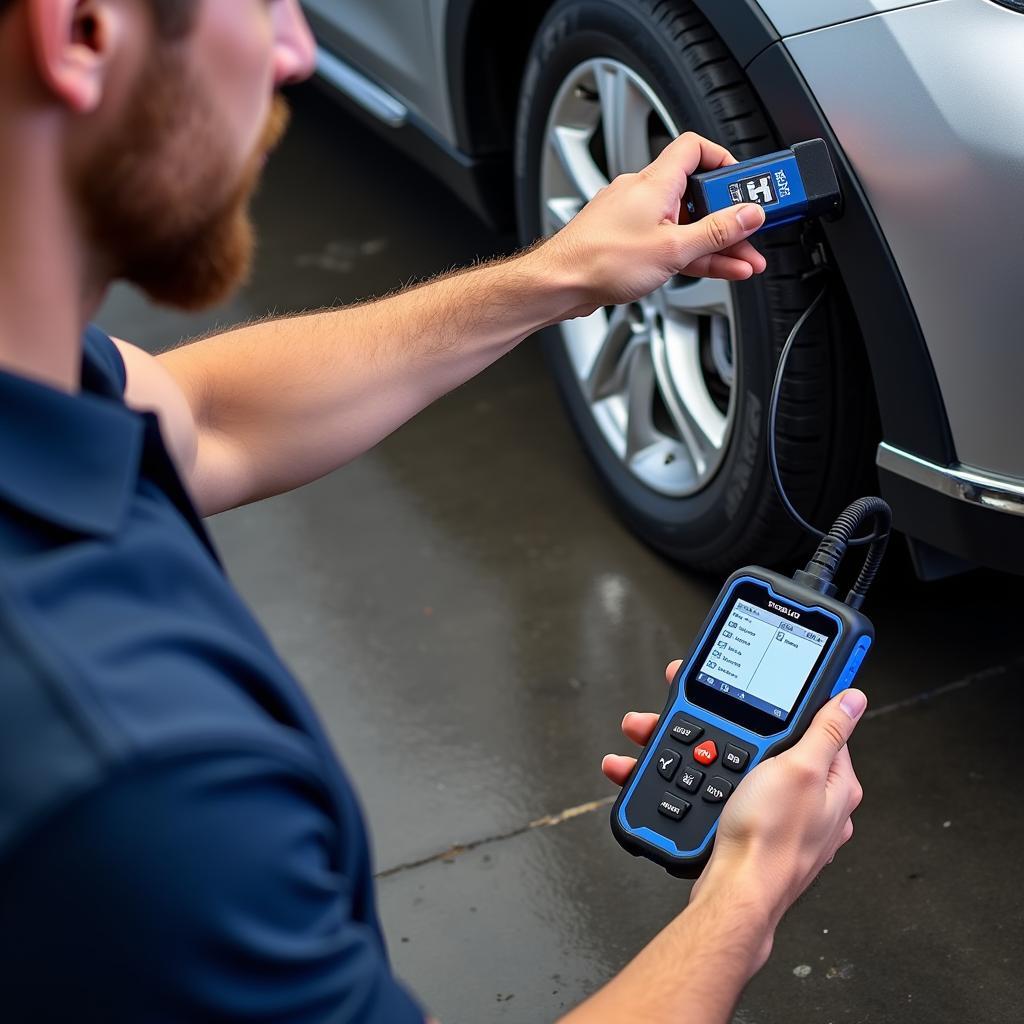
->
[303, 0, 1024, 578]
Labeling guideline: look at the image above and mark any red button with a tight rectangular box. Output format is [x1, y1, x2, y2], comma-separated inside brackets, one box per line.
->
[693, 741, 718, 766]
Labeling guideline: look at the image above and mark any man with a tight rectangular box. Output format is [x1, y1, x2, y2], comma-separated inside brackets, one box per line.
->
[0, 1, 865, 1021]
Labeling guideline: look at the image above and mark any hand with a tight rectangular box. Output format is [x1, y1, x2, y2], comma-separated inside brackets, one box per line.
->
[604, 661, 866, 958]
[537, 132, 767, 317]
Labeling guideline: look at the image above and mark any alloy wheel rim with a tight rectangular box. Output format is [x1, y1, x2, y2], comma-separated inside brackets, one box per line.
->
[540, 58, 738, 498]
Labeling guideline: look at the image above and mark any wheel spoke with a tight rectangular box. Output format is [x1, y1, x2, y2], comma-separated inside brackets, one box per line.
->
[662, 275, 733, 317]
[595, 62, 653, 178]
[651, 326, 727, 476]
[586, 305, 636, 398]
[544, 196, 584, 234]
[561, 307, 609, 381]
[621, 341, 658, 459]
[550, 125, 607, 202]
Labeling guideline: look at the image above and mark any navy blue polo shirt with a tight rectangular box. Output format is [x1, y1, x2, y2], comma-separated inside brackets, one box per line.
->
[0, 327, 423, 1022]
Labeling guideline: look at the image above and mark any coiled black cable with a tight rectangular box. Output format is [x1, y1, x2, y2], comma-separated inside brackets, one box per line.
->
[770, 288, 893, 606]
[828, 497, 891, 608]
[768, 287, 876, 547]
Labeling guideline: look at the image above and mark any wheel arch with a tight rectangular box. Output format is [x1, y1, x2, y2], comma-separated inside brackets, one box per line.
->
[445, 0, 555, 157]
[445, 0, 954, 472]
[444, 0, 777, 158]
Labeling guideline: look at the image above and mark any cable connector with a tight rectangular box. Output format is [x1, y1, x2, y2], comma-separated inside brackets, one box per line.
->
[793, 532, 847, 597]
[793, 497, 893, 609]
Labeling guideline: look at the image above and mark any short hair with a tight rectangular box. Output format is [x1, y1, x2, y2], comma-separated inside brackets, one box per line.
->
[0, 0, 198, 38]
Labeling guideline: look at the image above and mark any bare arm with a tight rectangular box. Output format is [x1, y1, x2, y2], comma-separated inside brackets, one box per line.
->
[560, 875, 772, 1024]
[115, 133, 765, 516]
[154, 252, 574, 515]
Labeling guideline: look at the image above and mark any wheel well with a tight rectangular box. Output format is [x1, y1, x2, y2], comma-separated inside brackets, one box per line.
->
[446, 0, 554, 156]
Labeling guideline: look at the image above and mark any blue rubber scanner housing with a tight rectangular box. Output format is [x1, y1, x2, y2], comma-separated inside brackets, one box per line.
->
[611, 566, 872, 878]
[684, 138, 842, 230]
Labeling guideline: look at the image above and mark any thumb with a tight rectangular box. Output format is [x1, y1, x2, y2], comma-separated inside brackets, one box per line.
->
[796, 688, 868, 772]
[677, 202, 765, 263]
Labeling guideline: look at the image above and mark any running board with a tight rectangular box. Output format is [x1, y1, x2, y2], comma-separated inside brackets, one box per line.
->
[314, 46, 407, 129]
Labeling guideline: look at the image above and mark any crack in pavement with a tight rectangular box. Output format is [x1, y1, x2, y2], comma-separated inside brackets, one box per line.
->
[377, 657, 1023, 880]
[863, 657, 1023, 720]
[376, 795, 615, 879]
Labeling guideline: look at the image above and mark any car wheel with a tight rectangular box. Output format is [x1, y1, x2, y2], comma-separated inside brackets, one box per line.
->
[515, 0, 875, 572]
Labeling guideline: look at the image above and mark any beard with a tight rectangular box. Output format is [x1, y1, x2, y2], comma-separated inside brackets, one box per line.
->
[77, 48, 289, 311]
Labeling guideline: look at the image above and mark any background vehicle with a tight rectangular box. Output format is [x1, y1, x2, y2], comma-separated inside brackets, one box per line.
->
[302, 0, 1024, 578]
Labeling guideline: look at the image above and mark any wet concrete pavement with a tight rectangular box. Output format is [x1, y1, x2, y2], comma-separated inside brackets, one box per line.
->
[98, 86, 1023, 1022]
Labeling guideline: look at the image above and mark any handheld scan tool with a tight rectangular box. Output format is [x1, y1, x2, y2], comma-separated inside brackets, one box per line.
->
[610, 508, 885, 878]
[684, 138, 841, 229]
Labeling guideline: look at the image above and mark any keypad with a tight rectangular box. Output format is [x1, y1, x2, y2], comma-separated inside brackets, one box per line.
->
[622, 716, 756, 851]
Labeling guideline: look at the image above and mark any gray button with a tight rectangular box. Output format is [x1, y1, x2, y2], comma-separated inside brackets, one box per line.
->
[655, 748, 681, 780]
[658, 792, 690, 820]
[723, 744, 750, 772]
[702, 777, 734, 803]
[667, 715, 704, 745]
[676, 766, 704, 793]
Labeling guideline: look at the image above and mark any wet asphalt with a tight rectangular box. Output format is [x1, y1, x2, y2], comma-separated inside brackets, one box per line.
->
[97, 86, 1023, 1023]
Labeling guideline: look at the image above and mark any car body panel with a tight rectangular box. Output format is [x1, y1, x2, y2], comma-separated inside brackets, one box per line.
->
[783, 0, 1024, 477]
[756, 0, 939, 37]
[302, 0, 454, 137]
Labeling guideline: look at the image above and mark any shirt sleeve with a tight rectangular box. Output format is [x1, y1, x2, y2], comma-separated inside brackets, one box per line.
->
[83, 324, 128, 395]
[0, 749, 425, 1024]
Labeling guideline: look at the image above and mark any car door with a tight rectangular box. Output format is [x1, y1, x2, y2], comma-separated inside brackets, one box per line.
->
[301, 0, 450, 136]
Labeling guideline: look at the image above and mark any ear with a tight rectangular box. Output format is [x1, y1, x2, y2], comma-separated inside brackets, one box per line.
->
[24, 0, 133, 113]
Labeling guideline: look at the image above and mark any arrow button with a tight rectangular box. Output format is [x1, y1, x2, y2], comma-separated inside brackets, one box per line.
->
[656, 748, 681, 780]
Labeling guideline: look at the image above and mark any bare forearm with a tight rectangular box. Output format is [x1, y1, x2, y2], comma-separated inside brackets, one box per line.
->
[561, 878, 773, 1024]
[157, 131, 769, 517]
[159, 247, 579, 515]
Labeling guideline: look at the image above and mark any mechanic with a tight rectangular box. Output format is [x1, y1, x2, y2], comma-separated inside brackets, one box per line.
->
[0, 2, 866, 1022]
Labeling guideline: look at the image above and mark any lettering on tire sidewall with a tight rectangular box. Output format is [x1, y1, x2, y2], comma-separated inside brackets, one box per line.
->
[725, 391, 761, 521]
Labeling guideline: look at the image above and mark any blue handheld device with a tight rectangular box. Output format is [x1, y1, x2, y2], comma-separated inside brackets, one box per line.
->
[684, 138, 841, 230]
[611, 562, 874, 878]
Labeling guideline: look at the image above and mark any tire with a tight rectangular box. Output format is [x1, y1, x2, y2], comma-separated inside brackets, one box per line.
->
[514, 0, 876, 573]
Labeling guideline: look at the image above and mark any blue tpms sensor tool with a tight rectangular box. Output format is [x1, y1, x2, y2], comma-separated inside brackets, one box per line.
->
[684, 138, 842, 230]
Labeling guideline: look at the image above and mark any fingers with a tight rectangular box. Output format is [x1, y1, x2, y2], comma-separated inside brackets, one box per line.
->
[681, 237, 765, 272]
[604, 660, 684, 787]
[602, 753, 637, 787]
[647, 131, 736, 190]
[723, 238, 767, 273]
[680, 253, 759, 281]
[675, 203, 766, 271]
[794, 689, 868, 777]
[622, 711, 660, 745]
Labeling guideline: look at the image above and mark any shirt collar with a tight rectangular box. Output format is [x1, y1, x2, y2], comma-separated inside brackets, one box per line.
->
[0, 349, 144, 538]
